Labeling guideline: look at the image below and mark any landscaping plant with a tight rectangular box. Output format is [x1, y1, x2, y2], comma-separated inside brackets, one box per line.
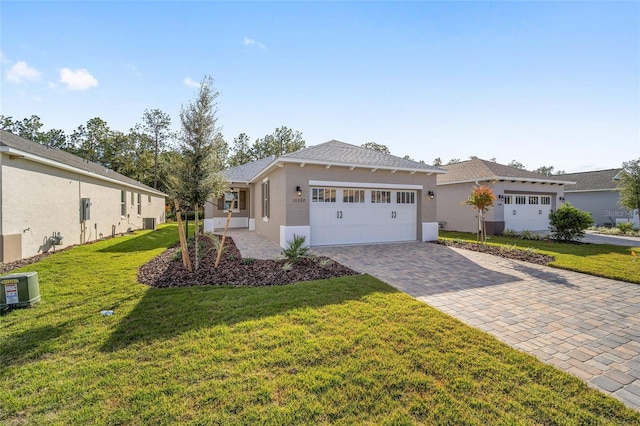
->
[463, 185, 496, 242]
[548, 203, 594, 242]
[282, 234, 310, 262]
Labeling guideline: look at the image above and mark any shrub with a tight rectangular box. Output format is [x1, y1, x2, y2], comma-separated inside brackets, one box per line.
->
[617, 221, 636, 234]
[548, 203, 594, 242]
[282, 234, 310, 263]
[501, 229, 518, 238]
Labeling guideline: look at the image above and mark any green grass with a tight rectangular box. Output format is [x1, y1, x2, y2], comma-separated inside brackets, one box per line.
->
[2, 224, 639, 425]
[441, 231, 640, 284]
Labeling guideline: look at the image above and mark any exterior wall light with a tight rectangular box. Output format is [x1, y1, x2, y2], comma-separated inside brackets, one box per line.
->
[498, 194, 504, 199]
[559, 196, 565, 202]
[428, 190, 435, 199]
[296, 186, 302, 196]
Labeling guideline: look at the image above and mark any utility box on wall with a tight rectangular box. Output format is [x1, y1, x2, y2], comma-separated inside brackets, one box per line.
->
[0, 272, 40, 309]
[81, 198, 91, 221]
[143, 218, 156, 230]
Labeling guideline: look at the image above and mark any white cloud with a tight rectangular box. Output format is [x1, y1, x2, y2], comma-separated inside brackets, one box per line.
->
[243, 37, 266, 50]
[59, 68, 98, 91]
[6, 61, 41, 83]
[183, 77, 200, 88]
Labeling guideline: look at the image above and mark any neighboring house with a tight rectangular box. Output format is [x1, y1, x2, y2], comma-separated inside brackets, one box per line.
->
[557, 169, 638, 227]
[204, 140, 445, 247]
[0, 130, 166, 263]
[437, 158, 575, 234]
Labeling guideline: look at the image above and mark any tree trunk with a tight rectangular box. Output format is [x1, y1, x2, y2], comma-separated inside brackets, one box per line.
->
[153, 134, 158, 189]
[194, 204, 200, 270]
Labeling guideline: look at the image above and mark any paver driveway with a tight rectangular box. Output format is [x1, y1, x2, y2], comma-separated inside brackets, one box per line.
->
[314, 242, 640, 410]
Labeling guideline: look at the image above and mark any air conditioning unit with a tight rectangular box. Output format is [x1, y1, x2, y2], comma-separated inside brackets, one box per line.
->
[1, 272, 40, 309]
[143, 218, 156, 230]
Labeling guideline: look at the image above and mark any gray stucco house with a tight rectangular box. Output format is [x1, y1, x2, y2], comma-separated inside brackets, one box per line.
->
[557, 169, 638, 227]
[0, 130, 166, 263]
[437, 158, 575, 235]
[204, 140, 445, 247]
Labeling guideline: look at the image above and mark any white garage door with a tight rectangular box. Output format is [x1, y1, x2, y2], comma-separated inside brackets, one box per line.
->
[504, 194, 553, 232]
[310, 187, 417, 246]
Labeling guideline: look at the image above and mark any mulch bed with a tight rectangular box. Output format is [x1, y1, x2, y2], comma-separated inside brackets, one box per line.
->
[138, 235, 358, 288]
[432, 239, 555, 265]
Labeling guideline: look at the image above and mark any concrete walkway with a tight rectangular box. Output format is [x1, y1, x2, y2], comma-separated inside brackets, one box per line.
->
[314, 242, 640, 411]
[582, 231, 640, 247]
[223, 229, 284, 260]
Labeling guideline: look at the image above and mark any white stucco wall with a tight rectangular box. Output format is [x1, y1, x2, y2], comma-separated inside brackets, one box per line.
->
[1, 154, 165, 261]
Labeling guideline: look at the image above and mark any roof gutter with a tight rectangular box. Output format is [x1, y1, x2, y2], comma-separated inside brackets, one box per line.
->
[0, 146, 167, 197]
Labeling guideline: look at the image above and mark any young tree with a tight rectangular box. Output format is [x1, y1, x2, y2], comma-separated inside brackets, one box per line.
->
[548, 203, 594, 242]
[142, 108, 174, 189]
[432, 157, 443, 166]
[251, 126, 305, 159]
[463, 185, 496, 242]
[177, 75, 227, 270]
[617, 158, 640, 219]
[361, 142, 390, 154]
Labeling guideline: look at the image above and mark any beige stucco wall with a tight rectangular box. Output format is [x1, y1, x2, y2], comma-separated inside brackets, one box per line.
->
[437, 181, 565, 234]
[209, 162, 439, 246]
[1, 154, 165, 262]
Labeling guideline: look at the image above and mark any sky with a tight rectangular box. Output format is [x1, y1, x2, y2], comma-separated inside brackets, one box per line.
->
[1, 1, 638, 173]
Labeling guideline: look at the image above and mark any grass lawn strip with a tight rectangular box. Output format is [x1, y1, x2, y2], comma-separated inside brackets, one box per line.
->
[440, 231, 640, 285]
[1, 224, 638, 424]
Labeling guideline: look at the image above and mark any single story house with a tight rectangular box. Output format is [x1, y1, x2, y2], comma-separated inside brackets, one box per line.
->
[204, 140, 445, 247]
[557, 169, 638, 227]
[437, 158, 575, 234]
[0, 129, 166, 263]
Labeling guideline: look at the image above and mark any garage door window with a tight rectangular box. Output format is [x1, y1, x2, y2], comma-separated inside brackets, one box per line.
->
[504, 195, 512, 204]
[371, 190, 391, 203]
[529, 196, 539, 205]
[541, 196, 551, 205]
[396, 191, 415, 204]
[312, 188, 336, 203]
[515, 195, 526, 205]
[343, 189, 364, 203]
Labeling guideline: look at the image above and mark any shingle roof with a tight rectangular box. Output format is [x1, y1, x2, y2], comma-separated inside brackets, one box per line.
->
[224, 140, 445, 183]
[281, 140, 444, 172]
[557, 169, 622, 192]
[223, 156, 275, 182]
[437, 158, 574, 185]
[0, 129, 165, 195]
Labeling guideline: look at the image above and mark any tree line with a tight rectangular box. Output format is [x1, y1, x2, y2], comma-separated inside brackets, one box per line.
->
[1, 113, 306, 194]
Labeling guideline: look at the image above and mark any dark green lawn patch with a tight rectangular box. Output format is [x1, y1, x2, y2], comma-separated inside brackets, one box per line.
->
[440, 231, 640, 284]
[1, 224, 639, 424]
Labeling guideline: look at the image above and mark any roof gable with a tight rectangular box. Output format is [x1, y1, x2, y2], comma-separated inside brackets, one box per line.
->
[438, 158, 574, 185]
[557, 168, 622, 191]
[0, 130, 165, 195]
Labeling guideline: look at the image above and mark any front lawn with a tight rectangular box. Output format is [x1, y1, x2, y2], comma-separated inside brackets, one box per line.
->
[440, 231, 640, 284]
[2, 224, 639, 424]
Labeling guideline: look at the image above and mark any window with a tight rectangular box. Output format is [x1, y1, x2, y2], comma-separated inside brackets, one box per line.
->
[223, 191, 240, 212]
[396, 191, 415, 204]
[541, 196, 551, 205]
[504, 195, 513, 205]
[515, 195, 526, 205]
[371, 190, 391, 203]
[131, 192, 134, 206]
[312, 188, 336, 203]
[147, 195, 151, 204]
[343, 189, 364, 203]
[262, 180, 270, 218]
[121, 191, 126, 216]
[137, 193, 142, 215]
[529, 196, 539, 205]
